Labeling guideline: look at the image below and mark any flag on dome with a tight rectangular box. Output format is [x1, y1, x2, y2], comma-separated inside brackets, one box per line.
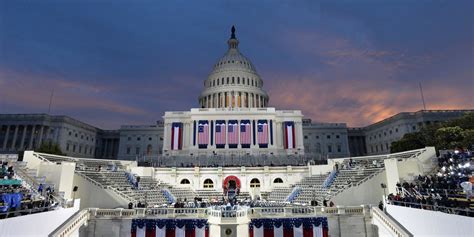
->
[171, 122, 182, 150]
[228, 120, 239, 148]
[240, 120, 251, 148]
[198, 120, 209, 148]
[284, 121, 296, 149]
[215, 120, 226, 148]
[257, 120, 268, 147]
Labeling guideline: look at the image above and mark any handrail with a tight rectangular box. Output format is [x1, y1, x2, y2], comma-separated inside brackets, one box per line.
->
[75, 172, 106, 189]
[49, 209, 90, 237]
[371, 207, 412, 237]
[388, 200, 474, 217]
[49, 205, 368, 236]
[14, 166, 66, 207]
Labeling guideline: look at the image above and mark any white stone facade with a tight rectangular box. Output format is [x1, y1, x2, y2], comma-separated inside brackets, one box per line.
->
[162, 108, 304, 156]
[151, 165, 309, 193]
[117, 124, 164, 160]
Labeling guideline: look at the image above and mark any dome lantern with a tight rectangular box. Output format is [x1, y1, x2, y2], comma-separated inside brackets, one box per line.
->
[228, 25, 239, 49]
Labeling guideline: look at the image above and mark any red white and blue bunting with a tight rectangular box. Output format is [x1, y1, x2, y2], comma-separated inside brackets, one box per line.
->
[131, 219, 209, 237]
[249, 217, 328, 237]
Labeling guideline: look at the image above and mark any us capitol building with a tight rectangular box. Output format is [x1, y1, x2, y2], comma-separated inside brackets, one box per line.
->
[0, 27, 471, 161]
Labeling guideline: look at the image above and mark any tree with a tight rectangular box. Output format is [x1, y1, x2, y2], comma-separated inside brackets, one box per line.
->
[390, 113, 474, 153]
[35, 142, 65, 156]
[435, 126, 464, 150]
[390, 132, 426, 153]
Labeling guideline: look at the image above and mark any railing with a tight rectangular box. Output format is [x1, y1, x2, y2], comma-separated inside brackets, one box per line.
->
[49, 209, 90, 237]
[14, 165, 67, 207]
[0, 206, 57, 219]
[49, 205, 369, 236]
[388, 200, 474, 217]
[371, 207, 412, 237]
[75, 172, 106, 189]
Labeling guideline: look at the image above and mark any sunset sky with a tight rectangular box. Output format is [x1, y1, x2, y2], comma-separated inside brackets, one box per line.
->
[1, 0, 473, 129]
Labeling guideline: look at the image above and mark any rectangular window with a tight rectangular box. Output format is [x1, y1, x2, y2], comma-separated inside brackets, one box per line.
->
[126, 147, 131, 154]
[328, 145, 332, 153]
[136, 147, 140, 155]
[337, 145, 341, 152]
[66, 144, 70, 151]
[73, 145, 76, 152]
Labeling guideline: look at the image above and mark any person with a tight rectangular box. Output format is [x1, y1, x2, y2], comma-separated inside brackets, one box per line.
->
[378, 201, 384, 211]
[323, 199, 328, 207]
[329, 200, 335, 207]
[38, 183, 44, 194]
[128, 202, 133, 209]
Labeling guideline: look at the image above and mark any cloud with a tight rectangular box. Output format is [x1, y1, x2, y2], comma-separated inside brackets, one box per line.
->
[0, 69, 147, 116]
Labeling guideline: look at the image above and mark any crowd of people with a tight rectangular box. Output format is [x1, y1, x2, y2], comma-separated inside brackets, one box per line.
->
[1, 161, 15, 180]
[387, 150, 473, 216]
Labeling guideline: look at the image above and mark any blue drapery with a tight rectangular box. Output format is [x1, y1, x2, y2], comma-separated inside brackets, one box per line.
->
[0, 193, 23, 212]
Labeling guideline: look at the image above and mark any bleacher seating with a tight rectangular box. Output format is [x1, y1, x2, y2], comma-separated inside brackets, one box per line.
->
[388, 150, 473, 217]
[0, 155, 59, 219]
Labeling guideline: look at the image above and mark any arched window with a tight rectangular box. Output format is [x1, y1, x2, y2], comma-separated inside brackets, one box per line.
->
[203, 179, 214, 188]
[273, 178, 283, 184]
[180, 179, 190, 184]
[250, 178, 260, 188]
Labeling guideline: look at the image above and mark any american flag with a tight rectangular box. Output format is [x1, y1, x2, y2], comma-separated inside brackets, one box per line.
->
[240, 120, 251, 145]
[257, 120, 268, 145]
[171, 122, 182, 150]
[198, 121, 209, 145]
[228, 120, 239, 145]
[285, 121, 295, 149]
[215, 120, 226, 145]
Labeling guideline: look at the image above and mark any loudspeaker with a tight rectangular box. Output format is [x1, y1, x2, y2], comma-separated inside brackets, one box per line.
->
[73, 186, 78, 192]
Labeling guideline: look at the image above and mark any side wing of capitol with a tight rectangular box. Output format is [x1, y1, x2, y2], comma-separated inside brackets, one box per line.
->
[163, 27, 304, 157]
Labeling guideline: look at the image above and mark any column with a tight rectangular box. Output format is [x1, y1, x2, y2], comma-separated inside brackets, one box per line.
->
[296, 122, 304, 151]
[225, 119, 229, 149]
[20, 125, 27, 150]
[212, 94, 215, 108]
[2, 125, 10, 150]
[28, 125, 36, 150]
[237, 119, 241, 149]
[209, 120, 213, 148]
[276, 122, 283, 148]
[249, 93, 253, 108]
[239, 92, 243, 108]
[10, 125, 19, 150]
[37, 125, 44, 147]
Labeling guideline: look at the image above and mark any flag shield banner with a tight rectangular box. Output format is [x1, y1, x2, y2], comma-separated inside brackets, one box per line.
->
[198, 120, 209, 149]
[171, 122, 183, 150]
[257, 119, 268, 148]
[240, 120, 251, 148]
[228, 120, 239, 148]
[284, 121, 296, 149]
[215, 120, 226, 149]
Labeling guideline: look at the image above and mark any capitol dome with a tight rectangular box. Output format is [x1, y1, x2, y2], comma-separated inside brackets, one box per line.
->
[199, 26, 269, 108]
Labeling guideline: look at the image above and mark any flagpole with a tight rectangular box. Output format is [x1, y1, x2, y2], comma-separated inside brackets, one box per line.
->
[48, 88, 54, 114]
[419, 82, 426, 110]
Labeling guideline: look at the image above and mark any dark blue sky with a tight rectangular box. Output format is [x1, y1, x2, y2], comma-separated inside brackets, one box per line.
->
[1, 0, 472, 129]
